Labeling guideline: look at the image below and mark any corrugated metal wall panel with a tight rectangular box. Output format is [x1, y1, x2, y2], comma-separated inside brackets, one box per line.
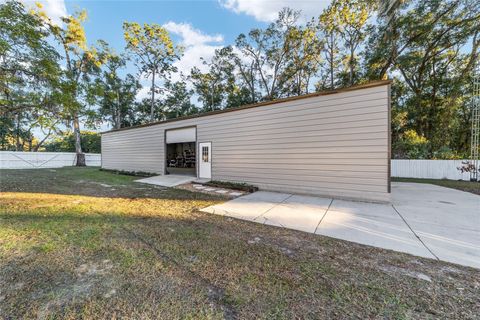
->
[101, 83, 390, 201]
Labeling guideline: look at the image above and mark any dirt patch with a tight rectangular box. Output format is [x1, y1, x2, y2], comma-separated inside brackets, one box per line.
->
[37, 259, 117, 318]
[380, 264, 432, 282]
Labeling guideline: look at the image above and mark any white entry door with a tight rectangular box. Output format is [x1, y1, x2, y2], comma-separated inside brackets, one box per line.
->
[199, 142, 212, 179]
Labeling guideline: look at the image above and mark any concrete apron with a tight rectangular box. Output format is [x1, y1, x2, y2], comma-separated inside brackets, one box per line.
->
[135, 175, 196, 187]
[201, 182, 480, 269]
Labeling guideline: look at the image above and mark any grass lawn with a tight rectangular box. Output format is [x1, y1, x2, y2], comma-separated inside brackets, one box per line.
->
[392, 177, 480, 195]
[0, 167, 479, 319]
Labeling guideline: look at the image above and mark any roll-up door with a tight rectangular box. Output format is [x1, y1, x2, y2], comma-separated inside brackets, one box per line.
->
[166, 127, 196, 143]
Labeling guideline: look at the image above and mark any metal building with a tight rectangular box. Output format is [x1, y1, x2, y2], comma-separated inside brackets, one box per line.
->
[101, 80, 391, 202]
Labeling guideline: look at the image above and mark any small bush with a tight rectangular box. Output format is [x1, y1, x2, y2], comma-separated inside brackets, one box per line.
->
[393, 129, 429, 159]
[203, 180, 258, 193]
[99, 168, 157, 177]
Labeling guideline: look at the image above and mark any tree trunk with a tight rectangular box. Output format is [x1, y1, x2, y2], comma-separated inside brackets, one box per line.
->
[116, 90, 121, 129]
[15, 112, 21, 151]
[349, 45, 355, 86]
[150, 70, 156, 122]
[73, 113, 85, 166]
[33, 127, 54, 152]
[330, 32, 334, 89]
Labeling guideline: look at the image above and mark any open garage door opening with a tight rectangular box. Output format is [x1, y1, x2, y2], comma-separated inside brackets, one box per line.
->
[166, 142, 196, 176]
[165, 127, 197, 177]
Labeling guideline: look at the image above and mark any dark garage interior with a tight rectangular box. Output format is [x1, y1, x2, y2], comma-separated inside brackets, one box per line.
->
[166, 142, 196, 176]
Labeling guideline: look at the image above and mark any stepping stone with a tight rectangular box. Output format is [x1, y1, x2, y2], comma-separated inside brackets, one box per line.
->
[229, 192, 244, 196]
[204, 188, 216, 191]
[215, 190, 228, 194]
[193, 185, 206, 189]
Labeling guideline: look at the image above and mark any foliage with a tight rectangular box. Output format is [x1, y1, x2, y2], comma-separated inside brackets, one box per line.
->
[162, 79, 198, 118]
[283, 19, 323, 95]
[1, 0, 479, 158]
[235, 8, 301, 101]
[317, 4, 342, 89]
[133, 78, 198, 122]
[0, 0, 61, 151]
[32, 4, 104, 164]
[205, 180, 259, 193]
[44, 131, 101, 153]
[392, 177, 480, 195]
[457, 161, 479, 181]
[393, 129, 429, 159]
[190, 46, 246, 110]
[95, 41, 141, 129]
[367, 0, 480, 158]
[123, 22, 181, 122]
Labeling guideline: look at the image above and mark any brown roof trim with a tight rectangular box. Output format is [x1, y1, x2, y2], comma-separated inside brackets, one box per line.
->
[101, 80, 392, 134]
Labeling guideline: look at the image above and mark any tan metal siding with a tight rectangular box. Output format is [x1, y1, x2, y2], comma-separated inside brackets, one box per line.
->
[102, 84, 390, 202]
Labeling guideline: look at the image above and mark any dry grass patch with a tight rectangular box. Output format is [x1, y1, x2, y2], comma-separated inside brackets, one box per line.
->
[0, 168, 479, 319]
[392, 177, 480, 195]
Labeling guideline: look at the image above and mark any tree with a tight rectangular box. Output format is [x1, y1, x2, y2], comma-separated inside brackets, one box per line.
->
[35, 6, 103, 165]
[235, 8, 300, 101]
[367, 0, 480, 157]
[123, 22, 181, 122]
[190, 47, 237, 110]
[44, 131, 101, 153]
[318, 0, 372, 88]
[233, 49, 259, 104]
[333, 0, 373, 86]
[317, 6, 341, 89]
[283, 20, 323, 95]
[96, 41, 141, 129]
[190, 66, 224, 111]
[162, 79, 198, 118]
[0, 0, 61, 151]
[190, 46, 253, 111]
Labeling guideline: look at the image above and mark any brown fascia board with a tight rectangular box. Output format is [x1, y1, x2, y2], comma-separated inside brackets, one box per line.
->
[101, 79, 392, 134]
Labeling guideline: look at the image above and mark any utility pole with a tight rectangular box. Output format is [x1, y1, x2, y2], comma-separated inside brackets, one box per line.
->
[470, 64, 480, 181]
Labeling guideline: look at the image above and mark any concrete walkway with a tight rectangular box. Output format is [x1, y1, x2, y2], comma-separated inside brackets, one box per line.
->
[201, 182, 480, 269]
[136, 175, 196, 187]
[136, 175, 244, 196]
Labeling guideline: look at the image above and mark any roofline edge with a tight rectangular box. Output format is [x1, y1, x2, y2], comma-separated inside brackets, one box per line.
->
[101, 79, 392, 135]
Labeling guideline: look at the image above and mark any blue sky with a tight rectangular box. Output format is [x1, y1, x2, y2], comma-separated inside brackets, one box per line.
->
[76, 0, 263, 50]
[23, 0, 331, 133]
[29, 0, 331, 91]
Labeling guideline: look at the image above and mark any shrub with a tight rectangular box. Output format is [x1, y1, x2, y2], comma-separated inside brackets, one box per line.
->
[393, 129, 429, 159]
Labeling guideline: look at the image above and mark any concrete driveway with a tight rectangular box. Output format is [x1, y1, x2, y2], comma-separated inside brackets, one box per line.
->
[201, 182, 480, 269]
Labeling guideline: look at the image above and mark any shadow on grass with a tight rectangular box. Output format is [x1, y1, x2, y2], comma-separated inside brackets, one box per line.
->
[0, 167, 225, 201]
[0, 213, 237, 319]
[0, 187, 223, 201]
[2, 189, 480, 319]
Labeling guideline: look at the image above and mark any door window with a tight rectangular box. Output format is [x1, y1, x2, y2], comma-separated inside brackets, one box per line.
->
[202, 146, 209, 162]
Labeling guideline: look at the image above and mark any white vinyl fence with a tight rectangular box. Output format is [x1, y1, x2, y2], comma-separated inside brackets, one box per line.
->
[392, 160, 471, 181]
[0, 151, 101, 169]
[0, 152, 471, 180]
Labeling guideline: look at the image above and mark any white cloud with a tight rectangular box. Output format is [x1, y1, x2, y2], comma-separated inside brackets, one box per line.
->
[219, 0, 331, 22]
[135, 22, 224, 101]
[163, 21, 223, 47]
[24, 0, 67, 26]
[135, 86, 151, 101]
[163, 21, 224, 81]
